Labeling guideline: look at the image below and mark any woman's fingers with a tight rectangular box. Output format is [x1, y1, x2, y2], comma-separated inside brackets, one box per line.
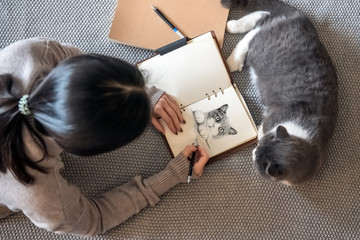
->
[152, 93, 185, 135]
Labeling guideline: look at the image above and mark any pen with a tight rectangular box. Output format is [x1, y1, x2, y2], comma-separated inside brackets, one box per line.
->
[151, 6, 185, 39]
[187, 139, 198, 183]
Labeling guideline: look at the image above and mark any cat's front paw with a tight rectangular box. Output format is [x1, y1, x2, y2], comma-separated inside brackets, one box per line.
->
[194, 110, 205, 124]
[198, 125, 209, 140]
[226, 20, 239, 34]
[226, 55, 244, 72]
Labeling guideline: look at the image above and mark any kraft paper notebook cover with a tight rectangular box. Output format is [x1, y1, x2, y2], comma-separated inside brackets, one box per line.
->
[109, 0, 229, 50]
[137, 32, 258, 163]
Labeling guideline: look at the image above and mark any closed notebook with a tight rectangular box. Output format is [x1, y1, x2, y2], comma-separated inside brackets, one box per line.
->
[109, 0, 229, 50]
[138, 32, 258, 162]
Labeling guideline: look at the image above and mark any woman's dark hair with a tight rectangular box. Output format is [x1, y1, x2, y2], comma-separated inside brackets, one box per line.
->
[0, 54, 151, 184]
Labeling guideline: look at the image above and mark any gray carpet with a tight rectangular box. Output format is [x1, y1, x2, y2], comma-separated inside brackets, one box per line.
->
[1, 0, 360, 239]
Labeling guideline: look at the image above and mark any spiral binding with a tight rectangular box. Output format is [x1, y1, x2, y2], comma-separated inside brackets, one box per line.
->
[205, 88, 225, 100]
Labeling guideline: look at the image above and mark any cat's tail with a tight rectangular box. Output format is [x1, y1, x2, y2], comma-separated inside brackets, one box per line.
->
[221, 0, 298, 15]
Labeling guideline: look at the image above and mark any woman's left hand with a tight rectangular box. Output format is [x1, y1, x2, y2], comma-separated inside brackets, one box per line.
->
[151, 93, 185, 135]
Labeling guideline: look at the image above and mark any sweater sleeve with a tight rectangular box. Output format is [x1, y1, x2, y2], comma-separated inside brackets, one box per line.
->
[145, 86, 165, 109]
[15, 153, 189, 237]
[59, 153, 188, 236]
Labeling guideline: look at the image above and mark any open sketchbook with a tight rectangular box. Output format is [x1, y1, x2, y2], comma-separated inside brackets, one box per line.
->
[138, 32, 257, 162]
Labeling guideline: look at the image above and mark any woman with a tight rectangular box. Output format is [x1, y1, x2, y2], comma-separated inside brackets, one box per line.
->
[0, 38, 209, 236]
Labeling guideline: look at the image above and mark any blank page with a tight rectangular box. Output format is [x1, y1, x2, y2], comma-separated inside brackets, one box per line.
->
[139, 32, 232, 108]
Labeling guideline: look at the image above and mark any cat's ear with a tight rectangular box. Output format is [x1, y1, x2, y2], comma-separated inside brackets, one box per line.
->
[219, 104, 229, 113]
[266, 163, 285, 178]
[229, 127, 237, 135]
[275, 126, 290, 139]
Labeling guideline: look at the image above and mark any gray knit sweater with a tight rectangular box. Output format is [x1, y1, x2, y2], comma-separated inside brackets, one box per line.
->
[0, 38, 190, 236]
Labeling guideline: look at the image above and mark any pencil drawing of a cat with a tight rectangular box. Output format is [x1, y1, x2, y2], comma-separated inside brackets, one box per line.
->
[221, 0, 338, 185]
[193, 104, 237, 146]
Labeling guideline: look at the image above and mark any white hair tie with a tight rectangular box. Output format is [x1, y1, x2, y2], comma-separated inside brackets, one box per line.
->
[18, 95, 31, 116]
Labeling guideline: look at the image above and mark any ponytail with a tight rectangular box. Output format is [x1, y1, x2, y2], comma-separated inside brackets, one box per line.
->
[0, 74, 47, 184]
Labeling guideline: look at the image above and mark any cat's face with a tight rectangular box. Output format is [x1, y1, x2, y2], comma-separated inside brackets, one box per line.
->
[252, 126, 321, 185]
[207, 104, 237, 137]
[193, 104, 237, 142]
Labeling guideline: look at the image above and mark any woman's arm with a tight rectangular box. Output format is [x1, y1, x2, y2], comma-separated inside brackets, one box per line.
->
[13, 153, 189, 236]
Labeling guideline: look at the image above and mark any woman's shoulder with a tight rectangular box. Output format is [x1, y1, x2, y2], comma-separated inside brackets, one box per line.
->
[0, 38, 54, 91]
[0, 38, 82, 70]
[1, 38, 82, 95]
[0, 38, 52, 59]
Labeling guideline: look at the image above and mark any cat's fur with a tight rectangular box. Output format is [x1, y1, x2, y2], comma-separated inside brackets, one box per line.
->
[193, 104, 237, 144]
[221, 0, 338, 185]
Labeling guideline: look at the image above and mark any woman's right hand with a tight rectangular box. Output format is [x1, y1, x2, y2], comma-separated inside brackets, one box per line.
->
[182, 145, 209, 178]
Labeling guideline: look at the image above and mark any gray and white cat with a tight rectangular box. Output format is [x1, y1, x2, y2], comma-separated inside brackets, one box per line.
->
[193, 104, 237, 145]
[221, 0, 338, 185]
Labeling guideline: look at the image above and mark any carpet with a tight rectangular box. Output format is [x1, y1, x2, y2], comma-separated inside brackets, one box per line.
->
[1, 0, 359, 239]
